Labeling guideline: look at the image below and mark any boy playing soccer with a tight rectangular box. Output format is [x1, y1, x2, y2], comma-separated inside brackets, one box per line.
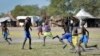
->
[43, 20, 53, 46]
[37, 17, 43, 39]
[72, 27, 85, 56]
[37, 25, 43, 39]
[77, 21, 98, 54]
[79, 21, 97, 48]
[52, 17, 75, 49]
[22, 17, 32, 49]
[2, 24, 12, 44]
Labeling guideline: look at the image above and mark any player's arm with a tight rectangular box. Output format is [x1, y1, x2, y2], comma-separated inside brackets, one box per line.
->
[55, 19, 62, 22]
[24, 20, 27, 27]
[52, 22, 63, 27]
[30, 26, 32, 31]
[30, 22, 32, 31]
[85, 28, 89, 38]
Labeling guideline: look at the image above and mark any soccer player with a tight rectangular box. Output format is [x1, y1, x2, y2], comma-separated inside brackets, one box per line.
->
[2, 24, 12, 44]
[43, 20, 53, 46]
[72, 27, 85, 56]
[52, 17, 75, 49]
[78, 21, 98, 48]
[37, 17, 43, 39]
[22, 17, 32, 49]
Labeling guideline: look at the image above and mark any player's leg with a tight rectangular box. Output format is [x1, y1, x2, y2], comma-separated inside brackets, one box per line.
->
[84, 43, 97, 48]
[4, 33, 11, 44]
[83, 35, 98, 48]
[22, 30, 29, 49]
[63, 33, 72, 49]
[43, 36, 46, 46]
[29, 37, 32, 49]
[7, 34, 12, 41]
[43, 32, 48, 46]
[27, 31, 32, 49]
[40, 31, 43, 35]
[5, 38, 11, 44]
[77, 47, 82, 56]
[62, 33, 71, 49]
[52, 35, 59, 39]
[77, 41, 83, 56]
[52, 35, 65, 44]
[38, 31, 40, 39]
[22, 38, 27, 49]
[69, 42, 75, 50]
[7, 38, 12, 41]
[63, 44, 67, 49]
[67, 34, 75, 50]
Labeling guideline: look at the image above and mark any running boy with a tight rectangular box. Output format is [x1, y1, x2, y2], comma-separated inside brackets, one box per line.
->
[72, 27, 85, 56]
[43, 20, 53, 46]
[37, 17, 43, 39]
[78, 21, 97, 49]
[2, 24, 12, 44]
[52, 17, 75, 49]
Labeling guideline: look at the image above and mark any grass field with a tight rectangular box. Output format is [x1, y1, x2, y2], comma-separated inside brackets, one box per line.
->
[0, 27, 100, 38]
[0, 42, 100, 56]
[0, 27, 100, 56]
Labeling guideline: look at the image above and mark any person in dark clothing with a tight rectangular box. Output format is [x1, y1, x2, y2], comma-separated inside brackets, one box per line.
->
[22, 17, 32, 49]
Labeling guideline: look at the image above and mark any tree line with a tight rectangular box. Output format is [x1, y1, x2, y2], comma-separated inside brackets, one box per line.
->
[0, 0, 100, 18]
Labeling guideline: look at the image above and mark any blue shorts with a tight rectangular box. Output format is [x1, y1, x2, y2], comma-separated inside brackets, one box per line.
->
[25, 30, 31, 38]
[62, 33, 72, 43]
[3, 32, 8, 39]
[80, 35, 88, 44]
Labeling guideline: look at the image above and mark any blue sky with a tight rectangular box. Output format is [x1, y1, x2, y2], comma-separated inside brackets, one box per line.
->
[0, 0, 50, 13]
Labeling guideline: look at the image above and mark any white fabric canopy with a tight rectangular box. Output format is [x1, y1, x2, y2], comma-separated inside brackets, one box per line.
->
[75, 9, 94, 19]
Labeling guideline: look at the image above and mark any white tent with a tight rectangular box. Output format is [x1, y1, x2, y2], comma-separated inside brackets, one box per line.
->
[75, 9, 94, 19]
[75, 9, 95, 27]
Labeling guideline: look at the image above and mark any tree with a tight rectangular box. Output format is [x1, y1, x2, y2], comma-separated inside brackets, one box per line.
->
[47, 0, 100, 16]
[0, 13, 5, 18]
[11, 5, 40, 18]
[46, 0, 76, 16]
[71, 0, 100, 16]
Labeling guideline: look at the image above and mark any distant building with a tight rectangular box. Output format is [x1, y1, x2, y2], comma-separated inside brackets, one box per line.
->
[75, 9, 100, 27]
[0, 17, 16, 27]
[0, 12, 17, 27]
